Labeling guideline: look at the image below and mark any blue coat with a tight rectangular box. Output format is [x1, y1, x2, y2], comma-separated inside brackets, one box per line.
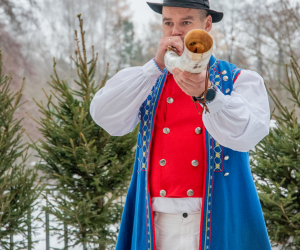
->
[115, 55, 272, 250]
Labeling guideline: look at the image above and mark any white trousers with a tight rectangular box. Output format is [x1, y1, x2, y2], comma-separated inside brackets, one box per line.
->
[154, 211, 201, 250]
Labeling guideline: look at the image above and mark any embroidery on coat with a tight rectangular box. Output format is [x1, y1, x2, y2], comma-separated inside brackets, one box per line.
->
[204, 58, 219, 250]
[213, 140, 223, 172]
[140, 69, 167, 250]
[212, 62, 224, 173]
[204, 132, 214, 250]
[232, 67, 240, 81]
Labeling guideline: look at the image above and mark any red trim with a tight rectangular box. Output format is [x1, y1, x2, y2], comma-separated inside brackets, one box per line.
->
[212, 60, 221, 75]
[147, 73, 169, 250]
[199, 127, 207, 250]
[233, 71, 241, 85]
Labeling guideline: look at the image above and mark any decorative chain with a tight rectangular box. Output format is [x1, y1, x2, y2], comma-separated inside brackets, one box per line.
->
[191, 61, 211, 114]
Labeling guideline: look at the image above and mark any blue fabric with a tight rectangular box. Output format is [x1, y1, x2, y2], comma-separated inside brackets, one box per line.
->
[115, 55, 271, 250]
[152, 58, 165, 74]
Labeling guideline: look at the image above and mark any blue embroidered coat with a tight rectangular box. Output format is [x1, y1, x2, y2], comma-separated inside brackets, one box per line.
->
[115, 55, 272, 250]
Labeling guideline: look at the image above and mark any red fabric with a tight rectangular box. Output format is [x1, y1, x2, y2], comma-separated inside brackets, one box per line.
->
[149, 73, 206, 198]
[233, 71, 241, 84]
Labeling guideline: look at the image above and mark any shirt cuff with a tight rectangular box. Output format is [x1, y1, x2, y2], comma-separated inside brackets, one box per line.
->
[142, 59, 165, 81]
[205, 88, 227, 115]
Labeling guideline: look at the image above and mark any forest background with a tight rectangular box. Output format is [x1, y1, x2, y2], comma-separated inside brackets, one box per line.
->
[1, 0, 299, 162]
[0, 0, 299, 249]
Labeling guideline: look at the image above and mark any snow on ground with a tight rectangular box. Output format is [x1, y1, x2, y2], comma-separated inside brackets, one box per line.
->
[14, 197, 85, 250]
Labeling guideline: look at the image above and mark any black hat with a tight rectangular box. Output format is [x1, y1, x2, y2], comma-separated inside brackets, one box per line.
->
[147, 0, 223, 23]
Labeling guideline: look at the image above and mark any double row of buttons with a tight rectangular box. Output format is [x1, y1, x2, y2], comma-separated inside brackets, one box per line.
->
[163, 127, 202, 135]
[159, 96, 231, 198]
[165, 96, 202, 134]
[159, 159, 199, 167]
[160, 189, 194, 197]
[159, 155, 231, 197]
[159, 158, 196, 197]
[159, 96, 202, 198]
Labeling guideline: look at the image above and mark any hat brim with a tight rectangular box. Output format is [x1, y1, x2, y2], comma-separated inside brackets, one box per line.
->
[147, 2, 224, 23]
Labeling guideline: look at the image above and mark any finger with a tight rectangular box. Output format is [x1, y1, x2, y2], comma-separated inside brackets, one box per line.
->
[177, 71, 200, 88]
[173, 74, 185, 88]
[174, 75, 189, 93]
[174, 74, 194, 93]
[182, 69, 205, 78]
[166, 37, 184, 55]
[182, 69, 207, 83]
[172, 67, 182, 76]
[174, 68, 205, 92]
[176, 73, 206, 97]
[182, 71, 200, 83]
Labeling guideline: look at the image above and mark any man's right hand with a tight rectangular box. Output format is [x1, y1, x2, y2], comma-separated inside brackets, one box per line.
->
[154, 36, 184, 71]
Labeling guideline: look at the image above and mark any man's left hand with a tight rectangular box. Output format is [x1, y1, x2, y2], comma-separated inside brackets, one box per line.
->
[172, 67, 211, 97]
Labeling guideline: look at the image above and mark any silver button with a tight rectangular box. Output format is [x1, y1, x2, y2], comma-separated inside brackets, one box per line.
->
[195, 127, 202, 134]
[192, 160, 199, 167]
[160, 190, 167, 197]
[187, 189, 194, 197]
[222, 70, 227, 75]
[167, 97, 174, 104]
[163, 128, 170, 134]
[224, 173, 230, 177]
[225, 88, 230, 94]
[160, 159, 166, 166]
[224, 155, 229, 161]
[223, 76, 229, 81]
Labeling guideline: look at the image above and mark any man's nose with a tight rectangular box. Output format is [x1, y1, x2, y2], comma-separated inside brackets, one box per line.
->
[171, 24, 183, 36]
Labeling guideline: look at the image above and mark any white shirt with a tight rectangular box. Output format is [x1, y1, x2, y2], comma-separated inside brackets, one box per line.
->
[90, 58, 270, 213]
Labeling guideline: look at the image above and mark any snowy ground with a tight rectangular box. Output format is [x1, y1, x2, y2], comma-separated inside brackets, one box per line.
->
[13, 191, 111, 250]
[14, 197, 86, 250]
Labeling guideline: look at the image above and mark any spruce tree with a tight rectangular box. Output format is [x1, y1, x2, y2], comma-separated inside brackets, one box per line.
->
[0, 51, 41, 250]
[29, 15, 137, 249]
[250, 57, 300, 250]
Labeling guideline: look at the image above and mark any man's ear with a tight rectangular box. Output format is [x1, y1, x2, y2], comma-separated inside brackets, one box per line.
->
[205, 15, 213, 32]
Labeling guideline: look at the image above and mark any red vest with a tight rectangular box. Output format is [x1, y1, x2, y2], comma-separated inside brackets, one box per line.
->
[149, 73, 206, 198]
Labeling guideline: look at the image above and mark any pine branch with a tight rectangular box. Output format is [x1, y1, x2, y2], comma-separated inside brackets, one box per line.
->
[252, 55, 300, 248]
[28, 15, 137, 248]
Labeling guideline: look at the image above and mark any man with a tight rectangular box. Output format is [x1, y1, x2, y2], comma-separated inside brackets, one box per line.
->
[90, 0, 272, 250]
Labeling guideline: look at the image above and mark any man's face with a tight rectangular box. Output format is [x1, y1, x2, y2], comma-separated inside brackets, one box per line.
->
[162, 7, 210, 40]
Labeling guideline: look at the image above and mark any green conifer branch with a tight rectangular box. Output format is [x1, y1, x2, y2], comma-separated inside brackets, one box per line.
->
[0, 51, 41, 249]
[251, 56, 300, 249]
[29, 16, 137, 249]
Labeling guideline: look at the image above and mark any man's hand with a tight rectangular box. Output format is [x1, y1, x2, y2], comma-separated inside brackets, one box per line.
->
[154, 36, 184, 71]
[172, 67, 212, 97]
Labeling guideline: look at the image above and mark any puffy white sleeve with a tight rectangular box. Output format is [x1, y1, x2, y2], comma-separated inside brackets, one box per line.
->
[90, 59, 164, 136]
[203, 70, 270, 152]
